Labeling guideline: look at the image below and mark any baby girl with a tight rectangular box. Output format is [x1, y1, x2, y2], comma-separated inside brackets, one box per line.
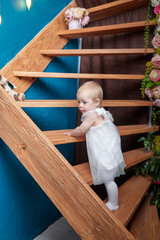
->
[64, 81, 126, 211]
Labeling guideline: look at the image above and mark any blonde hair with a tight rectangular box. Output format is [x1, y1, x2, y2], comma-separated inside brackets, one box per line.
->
[77, 81, 103, 106]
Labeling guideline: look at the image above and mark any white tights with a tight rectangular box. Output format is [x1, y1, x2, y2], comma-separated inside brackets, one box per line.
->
[104, 180, 119, 211]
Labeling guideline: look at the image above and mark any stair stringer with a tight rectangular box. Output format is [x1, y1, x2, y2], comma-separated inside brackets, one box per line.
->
[0, 86, 135, 239]
[0, 0, 77, 94]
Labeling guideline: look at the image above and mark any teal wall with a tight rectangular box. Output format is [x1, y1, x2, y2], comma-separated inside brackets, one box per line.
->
[0, 1, 79, 240]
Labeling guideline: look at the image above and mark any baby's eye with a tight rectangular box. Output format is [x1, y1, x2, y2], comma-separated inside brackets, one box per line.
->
[83, 101, 87, 104]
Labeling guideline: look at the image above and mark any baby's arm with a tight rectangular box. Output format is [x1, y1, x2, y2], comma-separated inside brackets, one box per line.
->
[64, 112, 96, 137]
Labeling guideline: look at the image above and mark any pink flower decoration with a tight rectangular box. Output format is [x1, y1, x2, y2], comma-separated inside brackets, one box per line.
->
[151, 54, 160, 68]
[151, 0, 160, 7]
[64, 8, 74, 22]
[154, 4, 160, 14]
[149, 69, 160, 82]
[153, 85, 160, 98]
[153, 99, 160, 106]
[73, 7, 84, 19]
[152, 34, 160, 49]
[145, 88, 153, 98]
[64, 7, 90, 28]
[154, 180, 160, 184]
[81, 15, 90, 26]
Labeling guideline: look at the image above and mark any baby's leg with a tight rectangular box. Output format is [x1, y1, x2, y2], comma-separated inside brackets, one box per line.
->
[104, 179, 119, 211]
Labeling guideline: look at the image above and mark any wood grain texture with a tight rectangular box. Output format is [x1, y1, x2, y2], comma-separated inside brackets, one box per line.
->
[0, 0, 77, 93]
[0, 86, 135, 240]
[73, 148, 154, 186]
[88, 0, 149, 22]
[40, 48, 155, 56]
[104, 175, 152, 226]
[17, 100, 153, 108]
[43, 125, 159, 145]
[58, 21, 155, 39]
[14, 71, 144, 80]
[129, 196, 160, 240]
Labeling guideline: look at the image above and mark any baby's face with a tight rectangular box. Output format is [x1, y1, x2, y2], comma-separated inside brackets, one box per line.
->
[77, 90, 99, 114]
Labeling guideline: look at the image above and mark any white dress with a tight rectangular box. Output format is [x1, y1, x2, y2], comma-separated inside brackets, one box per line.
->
[81, 107, 126, 185]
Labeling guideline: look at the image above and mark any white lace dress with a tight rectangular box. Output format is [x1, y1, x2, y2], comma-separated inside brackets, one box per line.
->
[81, 108, 126, 185]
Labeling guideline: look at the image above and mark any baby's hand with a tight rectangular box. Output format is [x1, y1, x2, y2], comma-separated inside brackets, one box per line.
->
[63, 131, 71, 136]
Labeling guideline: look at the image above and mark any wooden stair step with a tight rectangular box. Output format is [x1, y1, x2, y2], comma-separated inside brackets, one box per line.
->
[73, 148, 154, 186]
[14, 71, 144, 80]
[17, 100, 153, 108]
[40, 48, 154, 57]
[88, 0, 148, 22]
[103, 175, 152, 226]
[58, 21, 155, 39]
[129, 195, 160, 240]
[43, 125, 159, 145]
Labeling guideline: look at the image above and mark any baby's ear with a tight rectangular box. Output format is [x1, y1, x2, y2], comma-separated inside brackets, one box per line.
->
[95, 98, 100, 107]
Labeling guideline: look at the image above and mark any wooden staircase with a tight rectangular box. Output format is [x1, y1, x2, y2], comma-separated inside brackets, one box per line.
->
[0, 0, 159, 239]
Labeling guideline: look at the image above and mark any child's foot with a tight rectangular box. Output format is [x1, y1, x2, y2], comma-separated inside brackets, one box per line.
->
[106, 202, 119, 211]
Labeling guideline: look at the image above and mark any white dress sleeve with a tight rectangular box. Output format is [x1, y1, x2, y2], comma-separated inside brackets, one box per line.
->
[105, 110, 114, 121]
[95, 108, 114, 122]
